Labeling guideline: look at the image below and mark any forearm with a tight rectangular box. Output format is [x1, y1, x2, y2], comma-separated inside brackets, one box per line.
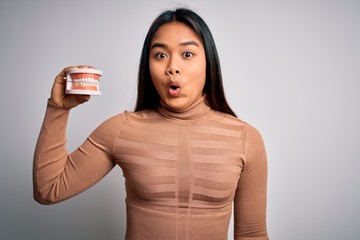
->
[32, 100, 115, 204]
[234, 236, 269, 240]
[33, 100, 72, 203]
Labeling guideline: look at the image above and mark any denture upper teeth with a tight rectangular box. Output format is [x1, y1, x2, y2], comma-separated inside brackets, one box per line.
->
[72, 78, 99, 86]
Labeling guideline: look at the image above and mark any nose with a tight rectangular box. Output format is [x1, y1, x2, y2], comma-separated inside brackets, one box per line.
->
[166, 66, 180, 75]
[166, 59, 180, 75]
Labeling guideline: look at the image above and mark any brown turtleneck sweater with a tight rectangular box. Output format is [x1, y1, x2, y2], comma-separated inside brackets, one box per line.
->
[33, 97, 268, 240]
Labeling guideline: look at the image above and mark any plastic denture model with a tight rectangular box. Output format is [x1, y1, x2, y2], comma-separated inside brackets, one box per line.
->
[66, 67, 103, 95]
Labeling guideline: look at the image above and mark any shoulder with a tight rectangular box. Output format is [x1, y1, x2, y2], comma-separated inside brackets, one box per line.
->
[88, 110, 159, 145]
[211, 110, 260, 132]
[213, 112, 268, 169]
[98, 112, 127, 128]
[123, 109, 162, 121]
[211, 110, 264, 144]
[98, 108, 158, 124]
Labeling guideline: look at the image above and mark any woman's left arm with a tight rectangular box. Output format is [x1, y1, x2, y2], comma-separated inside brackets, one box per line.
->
[233, 124, 269, 240]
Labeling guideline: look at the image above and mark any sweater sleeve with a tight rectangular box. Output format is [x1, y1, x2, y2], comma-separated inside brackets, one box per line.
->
[33, 100, 125, 205]
[233, 124, 269, 240]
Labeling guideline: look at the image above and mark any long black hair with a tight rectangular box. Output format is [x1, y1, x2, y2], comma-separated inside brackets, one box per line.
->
[135, 8, 236, 117]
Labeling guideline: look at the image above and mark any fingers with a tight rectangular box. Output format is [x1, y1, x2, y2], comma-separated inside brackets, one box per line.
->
[57, 66, 76, 78]
[77, 95, 91, 104]
[56, 66, 93, 79]
[77, 65, 95, 69]
[52, 66, 95, 108]
[53, 66, 75, 87]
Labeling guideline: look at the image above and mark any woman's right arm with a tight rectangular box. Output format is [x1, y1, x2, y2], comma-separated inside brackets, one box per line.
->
[33, 67, 121, 205]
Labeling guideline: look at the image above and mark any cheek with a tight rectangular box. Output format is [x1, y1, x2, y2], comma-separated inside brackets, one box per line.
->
[149, 62, 164, 94]
[149, 60, 165, 77]
[189, 59, 206, 88]
[149, 62, 159, 83]
[149, 61, 155, 78]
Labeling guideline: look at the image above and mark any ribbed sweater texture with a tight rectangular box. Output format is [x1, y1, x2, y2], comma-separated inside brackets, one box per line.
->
[33, 96, 269, 240]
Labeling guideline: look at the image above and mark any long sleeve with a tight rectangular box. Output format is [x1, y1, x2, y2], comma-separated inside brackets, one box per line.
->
[33, 96, 270, 239]
[33, 100, 123, 205]
[234, 124, 269, 240]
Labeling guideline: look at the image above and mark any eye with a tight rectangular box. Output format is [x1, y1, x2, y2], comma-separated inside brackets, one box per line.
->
[155, 53, 167, 59]
[183, 52, 193, 58]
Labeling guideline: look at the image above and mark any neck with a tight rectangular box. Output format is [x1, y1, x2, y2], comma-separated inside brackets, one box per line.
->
[158, 96, 211, 120]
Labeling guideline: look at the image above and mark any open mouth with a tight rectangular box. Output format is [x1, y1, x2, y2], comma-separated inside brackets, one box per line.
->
[168, 82, 181, 96]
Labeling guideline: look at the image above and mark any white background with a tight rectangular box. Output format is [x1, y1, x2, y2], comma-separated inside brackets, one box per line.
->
[1, 0, 359, 239]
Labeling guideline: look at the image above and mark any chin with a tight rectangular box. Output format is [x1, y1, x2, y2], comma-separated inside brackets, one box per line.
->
[165, 98, 190, 111]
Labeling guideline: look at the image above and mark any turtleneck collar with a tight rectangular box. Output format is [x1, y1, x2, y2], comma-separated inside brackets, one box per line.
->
[158, 96, 211, 120]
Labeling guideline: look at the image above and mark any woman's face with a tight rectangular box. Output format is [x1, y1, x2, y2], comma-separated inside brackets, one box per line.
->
[149, 21, 206, 111]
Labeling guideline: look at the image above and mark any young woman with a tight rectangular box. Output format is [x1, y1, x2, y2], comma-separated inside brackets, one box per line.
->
[33, 8, 269, 240]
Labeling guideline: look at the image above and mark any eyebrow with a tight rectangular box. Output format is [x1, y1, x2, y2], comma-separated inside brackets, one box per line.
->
[151, 40, 200, 49]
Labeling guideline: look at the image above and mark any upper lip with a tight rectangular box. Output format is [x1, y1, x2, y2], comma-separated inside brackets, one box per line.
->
[168, 80, 180, 90]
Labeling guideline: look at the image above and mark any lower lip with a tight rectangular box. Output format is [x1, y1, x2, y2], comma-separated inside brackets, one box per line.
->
[168, 87, 180, 96]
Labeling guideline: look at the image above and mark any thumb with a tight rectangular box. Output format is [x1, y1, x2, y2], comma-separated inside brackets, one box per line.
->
[62, 95, 90, 108]
[77, 95, 91, 104]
